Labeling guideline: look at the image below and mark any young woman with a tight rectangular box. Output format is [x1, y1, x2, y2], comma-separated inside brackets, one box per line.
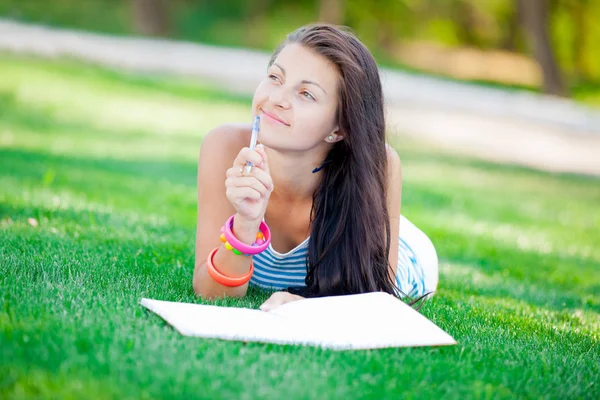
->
[193, 24, 438, 311]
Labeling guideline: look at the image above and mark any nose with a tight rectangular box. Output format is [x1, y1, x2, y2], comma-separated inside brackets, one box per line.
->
[268, 85, 291, 109]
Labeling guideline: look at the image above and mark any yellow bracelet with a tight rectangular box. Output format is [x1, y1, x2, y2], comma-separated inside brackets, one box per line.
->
[219, 231, 265, 256]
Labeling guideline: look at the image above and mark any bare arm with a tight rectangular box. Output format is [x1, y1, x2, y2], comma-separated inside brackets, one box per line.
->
[192, 125, 259, 299]
[385, 144, 402, 282]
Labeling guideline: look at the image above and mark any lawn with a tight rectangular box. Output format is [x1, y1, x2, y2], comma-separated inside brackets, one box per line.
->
[0, 54, 598, 399]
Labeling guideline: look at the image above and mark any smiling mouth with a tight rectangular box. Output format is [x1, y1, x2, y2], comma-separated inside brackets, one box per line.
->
[261, 109, 290, 126]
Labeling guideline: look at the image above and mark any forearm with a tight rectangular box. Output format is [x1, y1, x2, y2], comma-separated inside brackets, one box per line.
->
[193, 214, 261, 299]
[193, 255, 250, 300]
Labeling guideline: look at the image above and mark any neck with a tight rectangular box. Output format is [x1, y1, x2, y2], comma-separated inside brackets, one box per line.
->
[265, 145, 328, 204]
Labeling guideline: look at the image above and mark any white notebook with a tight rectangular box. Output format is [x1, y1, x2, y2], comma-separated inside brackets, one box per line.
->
[140, 291, 456, 350]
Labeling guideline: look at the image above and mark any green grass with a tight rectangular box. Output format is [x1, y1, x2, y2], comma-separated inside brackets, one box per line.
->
[1, 54, 599, 399]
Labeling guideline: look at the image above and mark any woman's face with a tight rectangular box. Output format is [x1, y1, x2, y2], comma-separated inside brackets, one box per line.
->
[252, 43, 340, 151]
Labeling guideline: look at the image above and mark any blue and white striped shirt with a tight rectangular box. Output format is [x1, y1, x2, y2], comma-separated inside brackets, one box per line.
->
[249, 231, 427, 298]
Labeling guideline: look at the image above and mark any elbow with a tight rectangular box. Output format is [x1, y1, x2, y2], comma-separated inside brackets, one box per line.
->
[192, 262, 248, 300]
[192, 262, 208, 298]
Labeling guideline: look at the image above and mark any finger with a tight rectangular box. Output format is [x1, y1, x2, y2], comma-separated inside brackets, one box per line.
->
[259, 300, 275, 312]
[255, 145, 270, 175]
[226, 165, 258, 178]
[225, 176, 269, 197]
[226, 167, 238, 179]
[226, 166, 274, 192]
[259, 296, 284, 312]
[249, 168, 274, 191]
[226, 186, 262, 202]
[233, 147, 263, 169]
[259, 292, 301, 312]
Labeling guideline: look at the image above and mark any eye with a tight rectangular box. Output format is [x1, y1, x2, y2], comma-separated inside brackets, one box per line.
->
[268, 74, 281, 83]
[301, 91, 315, 101]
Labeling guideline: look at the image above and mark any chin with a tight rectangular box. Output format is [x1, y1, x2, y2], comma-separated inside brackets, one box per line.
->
[257, 137, 284, 153]
[257, 138, 275, 150]
[256, 125, 278, 146]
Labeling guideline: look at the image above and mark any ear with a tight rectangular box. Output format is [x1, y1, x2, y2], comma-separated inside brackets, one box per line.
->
[329, 127, 344, 143]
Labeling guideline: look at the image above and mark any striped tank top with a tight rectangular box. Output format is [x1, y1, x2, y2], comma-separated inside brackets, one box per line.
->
[249, 223, 428, 298]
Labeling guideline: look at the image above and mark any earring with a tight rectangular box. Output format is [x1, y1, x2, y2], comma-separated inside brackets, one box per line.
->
[328, 135, 334, 141]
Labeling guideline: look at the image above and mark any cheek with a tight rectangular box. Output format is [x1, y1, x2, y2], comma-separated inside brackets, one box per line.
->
[294, 106, 336, 136]
[252, 81, 270, 109]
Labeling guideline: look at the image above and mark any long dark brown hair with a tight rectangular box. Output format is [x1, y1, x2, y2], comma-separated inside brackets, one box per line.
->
[270, 25, 427, 304]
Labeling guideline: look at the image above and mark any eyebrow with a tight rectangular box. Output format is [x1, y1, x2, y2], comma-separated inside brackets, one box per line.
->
[273, 62, 327, 95]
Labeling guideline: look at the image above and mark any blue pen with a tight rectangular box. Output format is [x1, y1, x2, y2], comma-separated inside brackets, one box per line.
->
[244, 116, 260, 174]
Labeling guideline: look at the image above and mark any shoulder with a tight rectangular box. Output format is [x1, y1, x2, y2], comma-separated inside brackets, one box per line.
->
[385, 143, 402, 178]
[385, 143, 402, 216]
[197, 123, 253, 189]
[200, 122, 253, 158]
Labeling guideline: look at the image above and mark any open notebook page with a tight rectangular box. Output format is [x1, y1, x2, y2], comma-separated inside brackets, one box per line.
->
[140, 292, 456, 350]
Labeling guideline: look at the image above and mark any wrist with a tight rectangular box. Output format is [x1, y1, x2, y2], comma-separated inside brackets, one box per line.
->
[221, 213, 271, 255]
[232, 213, 263, 245]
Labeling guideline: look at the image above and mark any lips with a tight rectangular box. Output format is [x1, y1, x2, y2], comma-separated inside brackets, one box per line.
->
[261, 109, 290, 126]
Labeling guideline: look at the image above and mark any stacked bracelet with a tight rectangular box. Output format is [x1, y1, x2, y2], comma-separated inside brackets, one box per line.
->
[206, 246, 253, 287]
[221, 214, 271, 256]
[205, 215, 271, 287]
[220, 229, 265, 256]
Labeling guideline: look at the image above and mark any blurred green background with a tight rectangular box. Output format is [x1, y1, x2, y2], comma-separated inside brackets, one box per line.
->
[1, 0, 599, 106]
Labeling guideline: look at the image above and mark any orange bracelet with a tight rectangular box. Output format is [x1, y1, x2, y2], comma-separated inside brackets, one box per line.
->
[206, 246, 254, 287]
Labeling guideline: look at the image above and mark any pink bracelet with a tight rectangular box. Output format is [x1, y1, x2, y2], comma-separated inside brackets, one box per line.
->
[220, 229, 264, 256]
[223, 214, 271, 255]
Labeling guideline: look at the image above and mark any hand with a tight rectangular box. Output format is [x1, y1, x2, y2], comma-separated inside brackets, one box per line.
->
[225, 144, 274, 222]
[259, 291, 305, 312]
